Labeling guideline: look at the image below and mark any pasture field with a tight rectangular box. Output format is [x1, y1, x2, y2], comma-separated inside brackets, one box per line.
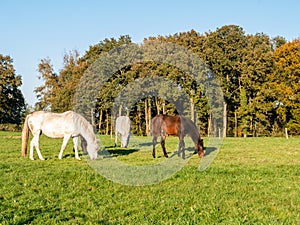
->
[0, 131, 299, 224]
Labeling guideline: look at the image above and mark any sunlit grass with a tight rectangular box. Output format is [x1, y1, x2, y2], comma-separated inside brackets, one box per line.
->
[0, 132, 299, 224]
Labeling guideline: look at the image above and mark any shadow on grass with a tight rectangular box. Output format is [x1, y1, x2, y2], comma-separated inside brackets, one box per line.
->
[204, 147, 218, 156]
[61, 153, 86, 159]
[104, 147, 139, 157]
[167, 146, 218, 159]
[138, 142, 153, 147]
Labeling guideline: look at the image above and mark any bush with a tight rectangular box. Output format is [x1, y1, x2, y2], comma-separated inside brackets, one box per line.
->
[0, 124, 22, 132]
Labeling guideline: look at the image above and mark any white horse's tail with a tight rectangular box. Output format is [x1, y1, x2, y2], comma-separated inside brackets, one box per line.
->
[21, 114, 30, 156]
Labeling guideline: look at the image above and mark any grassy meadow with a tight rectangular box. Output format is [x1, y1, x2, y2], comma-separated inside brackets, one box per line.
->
[0, 131, 299, 224]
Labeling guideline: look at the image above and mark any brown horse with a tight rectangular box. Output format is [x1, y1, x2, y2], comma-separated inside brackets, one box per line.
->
[151, 114, 204, 159]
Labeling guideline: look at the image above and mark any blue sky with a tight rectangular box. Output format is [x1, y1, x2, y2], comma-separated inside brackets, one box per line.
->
[1, 0, 299, 106]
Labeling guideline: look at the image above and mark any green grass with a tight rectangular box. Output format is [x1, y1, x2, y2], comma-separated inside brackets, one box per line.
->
[0, 132, 299, 224]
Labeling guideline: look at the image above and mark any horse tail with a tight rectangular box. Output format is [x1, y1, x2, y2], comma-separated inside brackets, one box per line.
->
[21, 114, 30, 156]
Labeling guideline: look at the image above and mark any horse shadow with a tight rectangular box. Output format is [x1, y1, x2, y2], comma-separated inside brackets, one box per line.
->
[60, 152, 87, 159]
[102, 146, 139, 157]
[95, 144, 218, 159]
[204, 147, 218, 156]
[138, 142, 153, 147]
[185, 146, 218, 157]
[167, 146, 218, 159]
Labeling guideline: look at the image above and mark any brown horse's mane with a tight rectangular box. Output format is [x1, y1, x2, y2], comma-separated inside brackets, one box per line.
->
[179, 115, 200, 144]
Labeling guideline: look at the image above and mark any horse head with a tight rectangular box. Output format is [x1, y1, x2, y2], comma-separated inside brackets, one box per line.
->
[87, 139, 99, 160]
[196, 138, 205, 157]
[121, 135, 130, 148]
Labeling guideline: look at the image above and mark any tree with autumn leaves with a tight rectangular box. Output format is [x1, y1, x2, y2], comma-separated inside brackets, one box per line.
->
[269, 39, 300, 134]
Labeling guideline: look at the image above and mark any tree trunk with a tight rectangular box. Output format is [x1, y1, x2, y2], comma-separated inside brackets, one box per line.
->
[208, 111, 212, 137]
[105, 110, 109, 135]
[285, 128, 289, 139]
[145, 98, 151, 136]
[138, 106, 142, 135]
[147, 97, 152, 136]
[155, 97, 160, 114]
[144, 99, 148, 135]
[91, 108, 95, 129]
[234, 110, 238, 137]
[223, 102, 227, 138]
[98, 109, 103, 134]
[250, 117, 254, 137]
[190, 98, 195, 123]
[118, 103, 122, 117]
[110, 116, 113, 139]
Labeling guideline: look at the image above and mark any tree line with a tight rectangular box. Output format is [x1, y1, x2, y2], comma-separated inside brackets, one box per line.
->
[1, 25, 299, 136]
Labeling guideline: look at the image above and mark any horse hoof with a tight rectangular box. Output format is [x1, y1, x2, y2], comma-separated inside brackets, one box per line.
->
[29, 157, 35, 160]
[164, 155, 169, 158]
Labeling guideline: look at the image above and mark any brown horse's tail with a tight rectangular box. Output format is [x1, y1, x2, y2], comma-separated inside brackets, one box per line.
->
[21, 114, 30, 156]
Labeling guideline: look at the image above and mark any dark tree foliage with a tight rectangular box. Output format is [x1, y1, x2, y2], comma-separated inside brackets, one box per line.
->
[0, 54, 25, 124]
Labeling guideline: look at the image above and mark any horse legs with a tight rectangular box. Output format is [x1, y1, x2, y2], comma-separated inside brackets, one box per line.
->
[80, 136, 87, 153]
[29, 135, 36, 160]
[58, 135, 71, 159]
[114, 132, 118, 147]
[72, 136, 81, 160]
[161, 135, 168, 158]
[29, 132, 45, 160]
[177, 138, 185, 159]
[181, 140, 186, 159]
[152, 136, 157, 158]
[177, 140, 182, 157]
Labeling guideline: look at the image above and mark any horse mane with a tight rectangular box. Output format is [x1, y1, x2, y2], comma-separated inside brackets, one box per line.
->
[72, 112, 97, 144]
[180, 115, 200, 143]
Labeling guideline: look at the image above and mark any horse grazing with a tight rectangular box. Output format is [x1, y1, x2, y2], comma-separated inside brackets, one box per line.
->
[151, 114, 204, 159]
[114, 116, 132, 148]
[21, 111, 99, 160]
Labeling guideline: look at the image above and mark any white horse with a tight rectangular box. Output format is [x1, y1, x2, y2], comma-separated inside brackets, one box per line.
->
[114, 116, 131, 148]
[21, 111, 98, 160]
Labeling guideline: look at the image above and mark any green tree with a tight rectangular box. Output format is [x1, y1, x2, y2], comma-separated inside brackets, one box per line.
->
[76, 35, 133, 133]
[195, 26, 276, 137]
[239, 33, 274, 136]
[0, 54, 25, 124]
[204, 25, 247, 136]
[79, 35, 132, 66]
[144, 33, 210, 134]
